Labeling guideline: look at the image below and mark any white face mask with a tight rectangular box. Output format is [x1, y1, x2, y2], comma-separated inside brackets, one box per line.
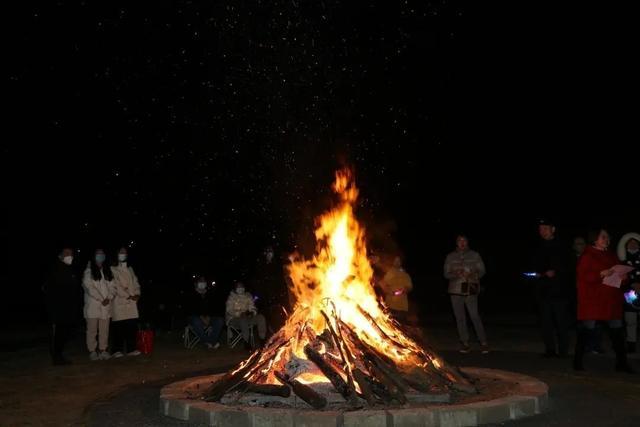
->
[236, 287, 245, 295]
[196, 282, 207, 291]
[62, 256, 73, 265]
[629, 248, 639, 255]
[118, 254, 128, 262]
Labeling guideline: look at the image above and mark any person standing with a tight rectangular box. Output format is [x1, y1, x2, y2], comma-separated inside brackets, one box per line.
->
[574, 229, 633, 372]
[83, 248, 116, 360]
[379, 256, 413, 323]
[444, 234, 489, 354]
[43, 246, 81, 365]
[529, 219, 570, 357]
[617, 233, 640, 353]
[110, 247, 142, 357]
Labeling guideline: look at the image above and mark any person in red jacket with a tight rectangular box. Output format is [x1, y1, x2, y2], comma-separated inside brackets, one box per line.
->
[573, 228, 634, 372]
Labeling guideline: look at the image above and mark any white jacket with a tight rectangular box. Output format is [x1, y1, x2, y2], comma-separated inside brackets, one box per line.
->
[110, 263, 141, 321]
[225, 291, 256, 323]
[82, 268, 116, 319]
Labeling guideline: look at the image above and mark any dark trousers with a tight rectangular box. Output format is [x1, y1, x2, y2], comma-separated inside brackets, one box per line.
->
[538, 299, 569, 355]
[111, 318, 138, 353]
[190, 315, 224, 344]
[51, 321, 74, 361]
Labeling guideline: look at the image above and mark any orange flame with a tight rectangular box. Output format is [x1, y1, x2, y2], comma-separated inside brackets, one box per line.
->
[251, 168, 427, 386]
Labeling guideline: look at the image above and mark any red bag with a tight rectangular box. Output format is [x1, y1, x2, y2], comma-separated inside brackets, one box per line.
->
[136, 330, 154, 354]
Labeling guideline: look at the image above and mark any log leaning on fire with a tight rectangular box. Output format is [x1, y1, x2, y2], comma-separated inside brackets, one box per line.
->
[203, 337, 291, 401]
[201, 352, 261, 401]
[274, 371, 327, 409]
[303, 344, 360, 405]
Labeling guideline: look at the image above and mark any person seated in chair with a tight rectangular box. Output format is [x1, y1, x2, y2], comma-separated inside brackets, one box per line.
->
[226, 281, 267, 348]
[187, 276, 224, 349]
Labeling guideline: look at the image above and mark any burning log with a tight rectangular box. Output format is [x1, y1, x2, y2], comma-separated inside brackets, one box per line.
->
[366, 362, 407, 404]
[303, 344, 360, 405]
[244, 383, 291, 397]
[400, 367, 446, 393]
[319, 311, 360, 404]
[201, 352, 261, 401]
[339, 321, 409, 393]
[317, 329, 335, 351]
[364, 376, 393, 404]
[330, 315, 377, 406]
[274, 371, 327, 409]
[203, 338, 291, 401]
[352, 368, 376, 406]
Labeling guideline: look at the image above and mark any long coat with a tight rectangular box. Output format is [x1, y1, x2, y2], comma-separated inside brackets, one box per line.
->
[110, 264, 141, 321]
[577, 245, 623, 320]
[82, 268, 116, 320]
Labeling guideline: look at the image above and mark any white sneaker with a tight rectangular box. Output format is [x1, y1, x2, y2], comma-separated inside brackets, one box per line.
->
[98, 351, 111, 360]
[126, 350, 141, 356]
[112, 352, 125, 358]
[89, 351, 99, 361]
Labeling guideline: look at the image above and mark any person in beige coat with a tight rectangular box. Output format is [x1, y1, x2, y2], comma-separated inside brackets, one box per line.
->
[444, 234, 488, 354]
[83, 249, 116, 361]
[110, 247, 141, 357]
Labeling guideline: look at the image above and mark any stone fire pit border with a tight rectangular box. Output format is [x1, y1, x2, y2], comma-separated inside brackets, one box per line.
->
[159, 367, 548, 426]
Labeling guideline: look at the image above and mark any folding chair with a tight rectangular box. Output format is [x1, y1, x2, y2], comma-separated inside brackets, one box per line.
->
[183, 324, 211, 349]
[227, 323, 254, 349]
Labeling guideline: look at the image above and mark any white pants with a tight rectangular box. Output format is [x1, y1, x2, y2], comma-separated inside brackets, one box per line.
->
[86, 318, 110, 352]
[625, 311, 638, 343]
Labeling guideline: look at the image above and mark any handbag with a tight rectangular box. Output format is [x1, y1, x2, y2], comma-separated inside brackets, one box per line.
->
[460, 282, 480, 295]
[136, 329, 155, 354]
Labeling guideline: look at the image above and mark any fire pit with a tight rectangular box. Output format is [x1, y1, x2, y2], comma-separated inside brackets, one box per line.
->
[161, 169, 548, 425]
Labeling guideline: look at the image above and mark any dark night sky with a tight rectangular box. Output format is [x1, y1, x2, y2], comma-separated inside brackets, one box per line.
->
[2, 1, 635, 323]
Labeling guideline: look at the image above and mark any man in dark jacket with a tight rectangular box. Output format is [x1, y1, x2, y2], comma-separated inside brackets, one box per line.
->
[186, 276, 224, 349]
[43, 247, 82, 365]
[529, 219, 571, 357]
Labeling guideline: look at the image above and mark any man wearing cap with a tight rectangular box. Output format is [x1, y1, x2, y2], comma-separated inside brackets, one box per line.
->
[529, 219, 571, 357]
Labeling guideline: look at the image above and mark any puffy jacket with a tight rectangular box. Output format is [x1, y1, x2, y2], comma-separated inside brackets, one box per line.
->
[111, 263, 141, 321]
[444, 249, 485, 295]
[82, 267, 116, 319]
[225, 291, 256, 323]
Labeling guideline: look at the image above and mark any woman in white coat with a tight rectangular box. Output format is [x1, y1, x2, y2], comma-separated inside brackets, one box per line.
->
[83, 249, 116, 361]
[110, 247, 141, 357]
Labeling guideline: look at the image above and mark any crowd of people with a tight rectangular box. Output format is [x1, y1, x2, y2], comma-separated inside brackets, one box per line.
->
[43, 247, 142, 365]
[42, 220, 639, 375]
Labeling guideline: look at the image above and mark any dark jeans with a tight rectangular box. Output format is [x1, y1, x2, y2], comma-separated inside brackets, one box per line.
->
[111, 318, 138, 353]
[51, 321, 74, 362]
[190, 315, 224, 345]
[538, 299, 569, 355]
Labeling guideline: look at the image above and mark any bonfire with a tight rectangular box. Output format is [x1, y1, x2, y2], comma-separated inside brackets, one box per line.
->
[201, 168, 476, 408]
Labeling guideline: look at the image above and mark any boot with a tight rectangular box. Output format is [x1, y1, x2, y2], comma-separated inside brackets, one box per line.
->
[573, 327, 589, 371]
[611, 328, 634, 374]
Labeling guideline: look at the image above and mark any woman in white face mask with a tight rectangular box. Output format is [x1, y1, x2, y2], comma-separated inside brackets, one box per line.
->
[110, 247, 142, 358]
[617, 233, 640, 354]
[225, 282, 267, 348]
[82, 248, 116, 361]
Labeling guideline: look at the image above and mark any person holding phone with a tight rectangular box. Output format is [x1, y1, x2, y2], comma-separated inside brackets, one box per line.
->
[444, 234, 488, 354]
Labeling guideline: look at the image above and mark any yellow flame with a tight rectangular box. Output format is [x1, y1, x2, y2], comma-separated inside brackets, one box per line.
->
[281, 168, 424, 372]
